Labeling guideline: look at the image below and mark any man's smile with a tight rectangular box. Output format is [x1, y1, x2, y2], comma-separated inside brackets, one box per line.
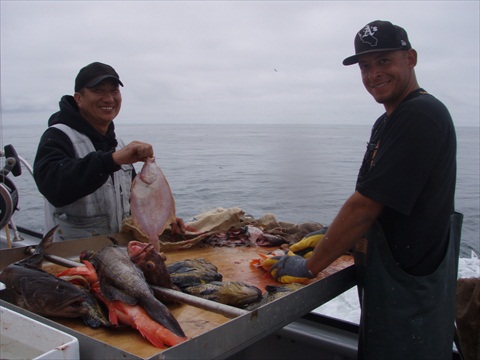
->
[372, 81, 390, 89]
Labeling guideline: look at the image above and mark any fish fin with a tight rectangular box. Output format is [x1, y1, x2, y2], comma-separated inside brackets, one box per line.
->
[135, 320, 166, 349]
[100, 282, 137, 305]
[138, 330, 165, 349]
[19, 225, 58, 267]
[108, 303, 120, 326]
[128, 298, 187, 348]
[142, 323, 187, 348]
[106, 235, 119, 245]
[140, 298, 186, 338]
[82, 311, 110, 328]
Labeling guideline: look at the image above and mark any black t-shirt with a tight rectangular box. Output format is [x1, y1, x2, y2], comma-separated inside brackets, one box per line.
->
[356, 89, 457, 275]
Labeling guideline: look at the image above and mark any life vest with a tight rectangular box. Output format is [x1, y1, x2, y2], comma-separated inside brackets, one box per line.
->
[45, 124, 133, 241]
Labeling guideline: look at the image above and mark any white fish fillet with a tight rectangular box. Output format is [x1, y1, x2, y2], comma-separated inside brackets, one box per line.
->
[130, 157, 176, 251]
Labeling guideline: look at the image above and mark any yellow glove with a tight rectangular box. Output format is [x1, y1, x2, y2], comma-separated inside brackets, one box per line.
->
[287, 229, 327, 258]
[270, 255, 315, 284]
[260, 256, 282, 272]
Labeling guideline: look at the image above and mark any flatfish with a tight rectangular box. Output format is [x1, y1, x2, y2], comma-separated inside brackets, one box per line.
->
[130, 157, 176, 251]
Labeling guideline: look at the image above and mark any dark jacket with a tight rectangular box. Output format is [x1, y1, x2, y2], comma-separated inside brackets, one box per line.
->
[33, 95, 136, 207]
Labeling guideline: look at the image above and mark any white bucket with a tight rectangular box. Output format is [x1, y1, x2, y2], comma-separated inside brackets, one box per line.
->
[0, 306, 79, 360]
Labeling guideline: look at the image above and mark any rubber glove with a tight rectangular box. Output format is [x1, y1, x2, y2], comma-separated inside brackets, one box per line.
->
[260, 256, 282, 272]
[270, 255, 315, 284]
[288, 228, 327, 258]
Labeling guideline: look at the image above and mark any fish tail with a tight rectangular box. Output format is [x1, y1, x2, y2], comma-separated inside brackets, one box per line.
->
[89, 283, 120, 326]
[147, 324, 186, 348]
[149, 235, 160, 252]
[114, 299, 186, 348]
[21, 225, 58, 267]
[35, 225, 58, 254]
[137, 326, 165, 349]
[134, 314, 187, 348]
[140, 298, 186, 338]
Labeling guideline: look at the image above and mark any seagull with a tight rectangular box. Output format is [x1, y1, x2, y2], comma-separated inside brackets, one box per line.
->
[274, 68, 278, 72]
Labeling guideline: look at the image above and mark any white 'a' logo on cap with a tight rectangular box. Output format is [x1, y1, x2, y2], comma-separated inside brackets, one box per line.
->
[358, 25, 379, 47]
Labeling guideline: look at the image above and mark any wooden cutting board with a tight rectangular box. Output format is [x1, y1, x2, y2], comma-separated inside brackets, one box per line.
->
[45, 245, 353, 358]
[164, 246, 353, 291]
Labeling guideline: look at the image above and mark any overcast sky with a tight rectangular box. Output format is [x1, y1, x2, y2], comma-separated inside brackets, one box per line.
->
[1, 1, 479, 127]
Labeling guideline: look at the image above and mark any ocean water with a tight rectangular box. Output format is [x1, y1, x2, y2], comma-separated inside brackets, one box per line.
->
[1, 123, 479, 323]
[3, 123, 478, 256]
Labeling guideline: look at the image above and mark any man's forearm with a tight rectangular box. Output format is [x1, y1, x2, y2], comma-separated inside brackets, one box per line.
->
[306, 191, 383, 275]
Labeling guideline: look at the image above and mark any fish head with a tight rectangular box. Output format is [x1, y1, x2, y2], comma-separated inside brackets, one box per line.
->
[127, 241, 173, 288]
[73, 284, 110, 328]
[167, 259, 223, 289]
[21, 276, 89, 318]
[223, 282, 263, 307]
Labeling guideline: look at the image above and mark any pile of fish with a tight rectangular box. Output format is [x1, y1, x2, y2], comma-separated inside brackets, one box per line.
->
[166, 255, 304, 310]
[0, 229, 187, 349]
[167, 258, 263, 309]
[59, 241, 187, 348]
[165, 258, 304, 310]
[0, 226, 109, 328]
[0, 224, 306, 349]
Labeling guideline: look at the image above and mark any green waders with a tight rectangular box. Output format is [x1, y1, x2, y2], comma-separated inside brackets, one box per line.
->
[354, 212, 463, 360]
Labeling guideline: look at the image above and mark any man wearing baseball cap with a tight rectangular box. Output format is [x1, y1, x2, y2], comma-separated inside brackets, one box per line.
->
[270, 21, 460, 359]
[34, 62, 157, 240]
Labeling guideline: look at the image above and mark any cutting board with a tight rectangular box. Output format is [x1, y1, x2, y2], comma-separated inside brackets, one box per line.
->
[39, 243, 354, 358]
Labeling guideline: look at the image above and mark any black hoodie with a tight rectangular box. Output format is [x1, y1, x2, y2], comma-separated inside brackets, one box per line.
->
[33, 95, 136, 207]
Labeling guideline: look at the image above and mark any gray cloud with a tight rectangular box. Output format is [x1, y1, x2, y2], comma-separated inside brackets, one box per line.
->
[1, 1, 479, 126]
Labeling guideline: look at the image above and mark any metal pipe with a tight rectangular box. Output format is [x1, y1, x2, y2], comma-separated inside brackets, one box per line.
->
[151, 286, 247, 319]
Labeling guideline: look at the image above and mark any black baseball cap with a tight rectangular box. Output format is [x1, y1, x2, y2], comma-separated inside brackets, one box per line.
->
[74, 62, 124, 92]
[343, 20, 412, 66]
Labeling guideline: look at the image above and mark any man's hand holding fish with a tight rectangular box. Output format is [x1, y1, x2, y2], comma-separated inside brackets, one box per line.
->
[112, 141, 154, 165]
